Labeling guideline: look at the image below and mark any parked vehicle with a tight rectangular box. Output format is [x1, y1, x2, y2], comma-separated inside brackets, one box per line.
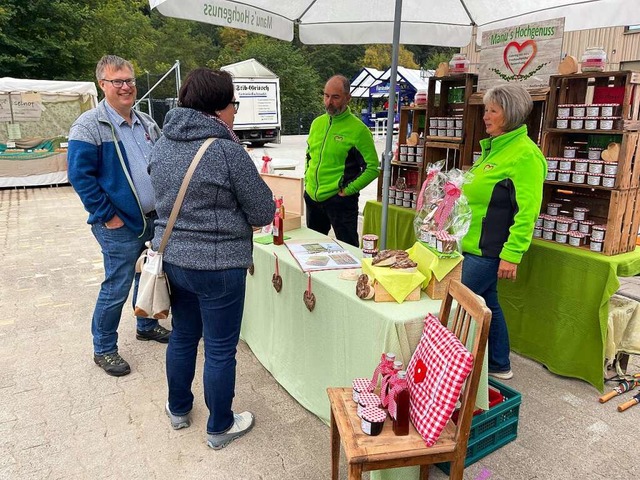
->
[222, 59, 281, 146]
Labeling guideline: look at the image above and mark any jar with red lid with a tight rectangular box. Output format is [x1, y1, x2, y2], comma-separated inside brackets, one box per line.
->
[581, 46, 607, 72]
[449, 53, 470, 73]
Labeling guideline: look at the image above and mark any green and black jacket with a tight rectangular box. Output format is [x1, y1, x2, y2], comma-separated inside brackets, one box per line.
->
[305, 107, 379, 202]
[462, 125, 547, 264]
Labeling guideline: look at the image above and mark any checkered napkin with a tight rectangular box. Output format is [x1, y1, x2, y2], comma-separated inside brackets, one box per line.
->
[406, 313, 474, 446]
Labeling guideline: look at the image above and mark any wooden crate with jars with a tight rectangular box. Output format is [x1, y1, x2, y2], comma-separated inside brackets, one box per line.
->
[538, 71, 640, 255]
[462, 90, 548, 170]
[423, 74, 478, 172]
[376, 106, 426, 209]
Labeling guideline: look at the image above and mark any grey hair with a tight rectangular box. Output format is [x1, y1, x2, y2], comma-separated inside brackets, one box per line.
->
[483, 83, 533, 132]
[95, 55, 134, 81]
[327, 75, 351, 95]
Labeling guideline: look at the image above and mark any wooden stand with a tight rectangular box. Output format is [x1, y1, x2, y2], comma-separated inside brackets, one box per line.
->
[260, 173, 304, 231]
[425, 262, 463, 300]
[540, 71, 640, 256]
[373, 281, 421, 303]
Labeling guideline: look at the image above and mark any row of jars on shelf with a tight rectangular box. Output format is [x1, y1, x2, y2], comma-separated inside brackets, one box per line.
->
[536, 203, 606, 251]
[388, 187, 417, 209]
[398, 144, 424, 163]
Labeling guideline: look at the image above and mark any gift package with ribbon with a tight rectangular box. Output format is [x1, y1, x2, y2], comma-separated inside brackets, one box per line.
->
[414, 167, 472, 255]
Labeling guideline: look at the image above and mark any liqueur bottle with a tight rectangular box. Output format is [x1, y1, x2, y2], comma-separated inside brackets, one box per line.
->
[392, 370, 410, 436]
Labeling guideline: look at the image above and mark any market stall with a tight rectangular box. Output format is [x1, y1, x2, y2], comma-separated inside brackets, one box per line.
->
[0, 77, 98, 187]
[241, 227, 489, 424]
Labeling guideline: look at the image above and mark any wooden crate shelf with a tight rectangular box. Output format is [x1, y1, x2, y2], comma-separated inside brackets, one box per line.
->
[541, 71, 640, 256]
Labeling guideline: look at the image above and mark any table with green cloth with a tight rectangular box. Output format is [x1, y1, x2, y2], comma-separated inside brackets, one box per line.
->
[362, 199, 640, 391]
[499, 240, 640, 392]
[362, 200, 417, 250]
[242, 227, 442, 424]
[242, 227, 490, 480]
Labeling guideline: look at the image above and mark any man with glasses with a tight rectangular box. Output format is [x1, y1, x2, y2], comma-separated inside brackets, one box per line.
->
[68, 55, 171, 377]
[304, 75, 379, 247]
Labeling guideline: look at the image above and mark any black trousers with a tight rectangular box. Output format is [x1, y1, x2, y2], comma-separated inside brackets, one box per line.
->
[304, 192, 359, 247]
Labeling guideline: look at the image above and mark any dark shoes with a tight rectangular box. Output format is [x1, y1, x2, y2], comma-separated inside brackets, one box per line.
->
[94, 352, 131, 377]
[136, 325, 171, 343]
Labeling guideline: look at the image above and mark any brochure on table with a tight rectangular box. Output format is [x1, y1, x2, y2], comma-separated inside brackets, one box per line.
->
[285, 239, 360, 272]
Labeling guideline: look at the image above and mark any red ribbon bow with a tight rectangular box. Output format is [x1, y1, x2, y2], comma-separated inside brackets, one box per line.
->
[434, 181, 462, 230]
[260, 155, 272, 173]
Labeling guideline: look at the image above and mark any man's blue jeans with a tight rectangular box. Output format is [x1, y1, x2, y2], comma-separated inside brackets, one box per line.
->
[461, 253, 511, 373]
[163, 263, 246, 435]
[90, 220, 158, 355]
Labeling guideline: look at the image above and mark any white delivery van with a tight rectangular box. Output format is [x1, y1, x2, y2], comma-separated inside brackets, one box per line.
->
[222, 58, 281, 146]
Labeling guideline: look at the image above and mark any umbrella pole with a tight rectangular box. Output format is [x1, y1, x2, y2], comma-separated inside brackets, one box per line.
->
[380, 0, 403, 250]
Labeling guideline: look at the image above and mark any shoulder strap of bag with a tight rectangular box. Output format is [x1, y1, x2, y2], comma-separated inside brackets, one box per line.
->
[157, 137, 217, 254]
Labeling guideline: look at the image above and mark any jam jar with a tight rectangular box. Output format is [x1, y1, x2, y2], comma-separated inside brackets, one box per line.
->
[581, 46, 607, 72]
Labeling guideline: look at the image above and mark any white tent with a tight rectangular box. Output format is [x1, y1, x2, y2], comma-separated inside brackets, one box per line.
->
[351, 67, 437, 99]
[0, 77, 98, 187]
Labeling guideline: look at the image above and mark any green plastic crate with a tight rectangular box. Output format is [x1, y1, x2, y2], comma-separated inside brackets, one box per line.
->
[436, 378, 521, 474]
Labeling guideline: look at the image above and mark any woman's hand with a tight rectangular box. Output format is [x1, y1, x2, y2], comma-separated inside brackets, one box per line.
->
[498, 259, 518, 281]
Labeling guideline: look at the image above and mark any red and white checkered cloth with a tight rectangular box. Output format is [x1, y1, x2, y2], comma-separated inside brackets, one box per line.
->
[406, 313, 474, 446]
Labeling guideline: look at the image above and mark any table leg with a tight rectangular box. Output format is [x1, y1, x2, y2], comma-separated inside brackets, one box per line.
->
[330, 408, 339, 480]
[348, 463, 363, 480]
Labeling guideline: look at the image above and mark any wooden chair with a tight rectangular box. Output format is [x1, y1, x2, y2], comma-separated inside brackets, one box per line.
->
[327, 280, 491, 480]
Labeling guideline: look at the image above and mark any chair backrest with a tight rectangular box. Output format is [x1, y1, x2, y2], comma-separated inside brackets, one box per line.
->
[437, 279, 492, 446]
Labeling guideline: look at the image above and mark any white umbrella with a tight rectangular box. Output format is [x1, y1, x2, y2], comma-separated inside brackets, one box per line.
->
[150, 0, 640, 248]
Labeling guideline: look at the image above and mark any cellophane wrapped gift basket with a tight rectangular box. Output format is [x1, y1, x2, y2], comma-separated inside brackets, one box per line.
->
[409, 166, 473, 299]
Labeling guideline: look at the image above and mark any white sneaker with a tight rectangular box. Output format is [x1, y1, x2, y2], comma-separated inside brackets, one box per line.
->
[207, 411, 255, 450]
[165, 402, 191, 430]
[488, 369, 514, 380]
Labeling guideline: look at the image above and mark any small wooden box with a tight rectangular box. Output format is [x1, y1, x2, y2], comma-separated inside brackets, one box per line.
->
[260, 173, 304, 231]
[425, 262, 463, 300]
[373, 281, 421, 303]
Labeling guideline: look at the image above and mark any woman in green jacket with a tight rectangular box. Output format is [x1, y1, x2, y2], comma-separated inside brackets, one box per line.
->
[461, 83, 547, 380]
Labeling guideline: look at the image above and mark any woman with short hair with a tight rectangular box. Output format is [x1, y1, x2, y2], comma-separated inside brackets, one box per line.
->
[149, 68, 274, 449]
[461, 83, 547, 380]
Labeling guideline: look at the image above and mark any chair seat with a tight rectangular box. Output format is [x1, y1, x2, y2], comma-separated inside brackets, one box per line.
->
[328, 387, 457, 470]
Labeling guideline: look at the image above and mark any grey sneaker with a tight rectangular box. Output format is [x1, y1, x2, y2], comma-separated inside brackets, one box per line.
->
[93, 352, 131, 377]
[165, 402, 191, 430]
[488, 369, 514, 380]
[207, 411, 255, 450]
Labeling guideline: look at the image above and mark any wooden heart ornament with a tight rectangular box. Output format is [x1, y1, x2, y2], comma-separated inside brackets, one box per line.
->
[558, 55, 578, 75]
[601, 142, 620, 162]
[435, 62, 449, 77]
[248, 264, 255, 276]
[272, 253, 282, 293]
[272, 273, 282, 292]
[503, 40, 538, 76]
[303, 273, 316, 312]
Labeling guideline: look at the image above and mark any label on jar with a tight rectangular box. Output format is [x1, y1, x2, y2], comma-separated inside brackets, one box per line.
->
[361, 418, 372, 435]
[542, 229, 554, 240]
[588, 148, 603, 160]
[546, 170, 557, 181]
[557, 118, 568, 129]
[572, 172, 586, 184]
[600, 118, 614, 130]
[547, 158, 559, 169]
[602, 175, 616, 187]
[574, 161, 588, 173]
[555, 233, 568, 243]
[558, 172, 571, 182]
[588, 162, 603, 174]
[584, 118, 598, 130]
[557, 107, 571, 118]
[573, 106, 586, 116]
[570, 118, 584, 129]
[533, 227, 542, 238]
[559, 160, 572, 170]
[603, 163, 618, 175]
[590, 241, 603, 252]
[587, 174, 601, 186]
[586, 106, 600, 117]
[362, 235, 378, 250]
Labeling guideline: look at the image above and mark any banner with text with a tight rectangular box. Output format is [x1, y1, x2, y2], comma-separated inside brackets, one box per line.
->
[478, 17, 564, 92]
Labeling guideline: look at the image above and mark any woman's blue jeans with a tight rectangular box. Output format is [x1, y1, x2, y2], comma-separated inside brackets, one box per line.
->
[461, 253, 511, 373]
[163, 263, 247, 434]
[90, 221, 158, 355]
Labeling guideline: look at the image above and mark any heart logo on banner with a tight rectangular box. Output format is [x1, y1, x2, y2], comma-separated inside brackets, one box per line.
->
[503, 40, 538, 76]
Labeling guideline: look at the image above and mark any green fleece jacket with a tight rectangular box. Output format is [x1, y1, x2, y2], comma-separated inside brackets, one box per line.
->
[305, 107, 379, 202]
[462, 125, 547, 264]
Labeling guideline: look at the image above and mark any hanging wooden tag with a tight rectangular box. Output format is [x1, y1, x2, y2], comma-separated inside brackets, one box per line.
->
[248, 263, 255, 276]
[272, 253, 282, 293]
[303, 272, 316, 311]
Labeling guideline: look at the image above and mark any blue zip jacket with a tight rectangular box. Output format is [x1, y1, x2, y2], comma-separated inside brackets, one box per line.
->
[67, 100, 161, 237]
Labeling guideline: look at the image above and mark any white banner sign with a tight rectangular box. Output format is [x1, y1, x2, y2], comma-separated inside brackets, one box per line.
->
[11, 94, 43, 122]
[478, 17, 565, 91]
[233, 81, 280, 126]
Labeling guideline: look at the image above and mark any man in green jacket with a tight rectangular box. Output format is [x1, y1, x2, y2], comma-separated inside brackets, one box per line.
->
[304, 75, 379, 246]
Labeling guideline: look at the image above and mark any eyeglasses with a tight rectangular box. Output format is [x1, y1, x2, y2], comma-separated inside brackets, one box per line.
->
[102, 78, 136, 88]
[231, 101, 240, 113]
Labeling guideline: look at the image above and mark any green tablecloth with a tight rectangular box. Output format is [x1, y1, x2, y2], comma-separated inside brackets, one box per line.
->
[242, 227, 489, 480]
[241, 228, 442, 424]
[362, 200, 416, 250]
[363, 199, 640, 391]
[500, 240, 640, 392]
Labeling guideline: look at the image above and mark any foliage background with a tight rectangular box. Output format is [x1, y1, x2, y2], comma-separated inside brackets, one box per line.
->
[0, 0, 455, 133]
